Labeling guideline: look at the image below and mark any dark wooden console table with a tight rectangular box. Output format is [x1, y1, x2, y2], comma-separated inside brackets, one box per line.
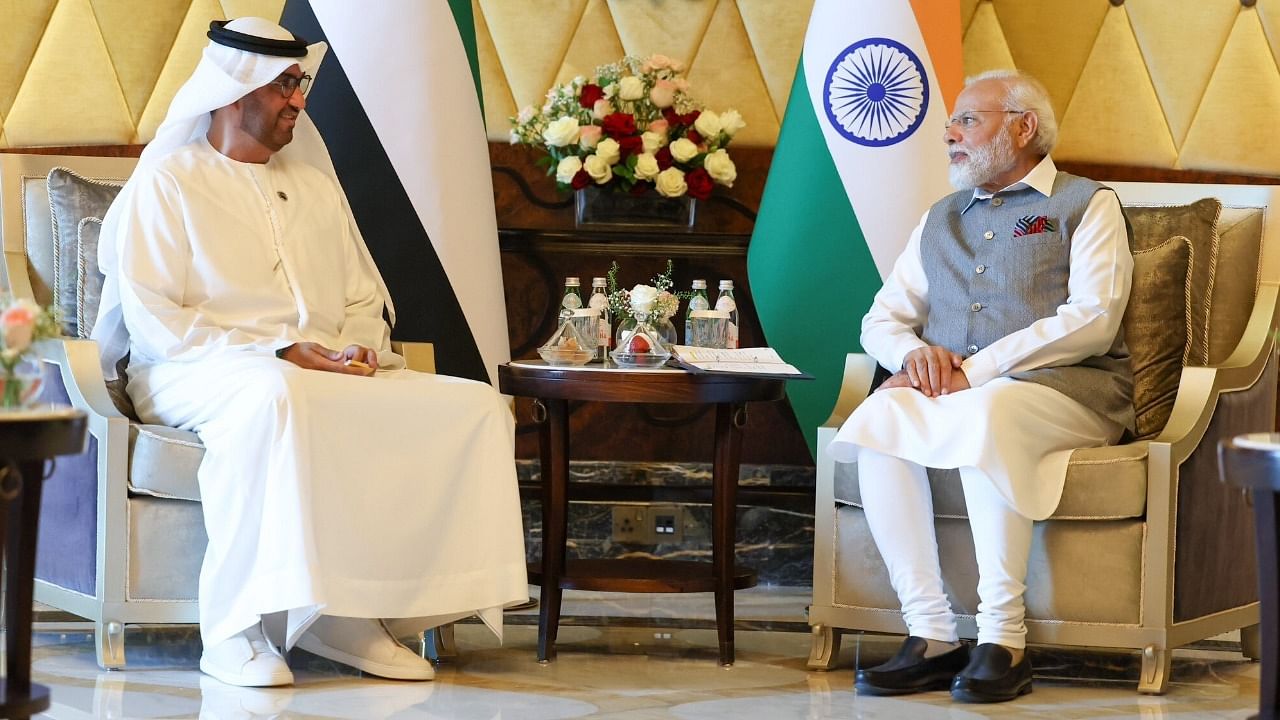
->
[498, 361, 786, 665]
[1220, 433, 1280, 720]
[0, 407, 87, 719]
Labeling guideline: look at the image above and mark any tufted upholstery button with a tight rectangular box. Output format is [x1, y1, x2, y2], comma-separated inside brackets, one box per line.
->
[976, 264, 986, 274]
[967, 344, 979, 354]
[983, 230, 994, 240]
[970, 302, 982, 312]
[991, 197, 1003, 207]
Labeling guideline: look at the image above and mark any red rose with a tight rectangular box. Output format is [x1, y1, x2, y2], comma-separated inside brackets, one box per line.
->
[579, 83, 605, 109]
[630, 181, 654, 196]
[617, 135, 644, 158]
[683, 110, 701, 126]
[655, 146, 674, 170]
[662, 107, 681, 126]
[571, 169, 591, 190]
[686, 129, 703, 145]
[601, 112, 637, 138]
[686, 168, 714, 200]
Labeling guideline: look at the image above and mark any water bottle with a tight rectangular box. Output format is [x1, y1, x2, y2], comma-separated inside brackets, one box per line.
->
[588, 277, 611, 362]
[560, 277, 583, 321]
[684, 279, 709, 344]
[714, 280, 739, 349]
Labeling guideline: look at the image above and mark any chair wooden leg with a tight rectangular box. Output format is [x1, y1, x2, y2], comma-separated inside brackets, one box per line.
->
[1242, 623, 1263, 661]
[95, 619, 125, 670]
[1138, 644, 1171, 695]
[807, 624, 842, 670]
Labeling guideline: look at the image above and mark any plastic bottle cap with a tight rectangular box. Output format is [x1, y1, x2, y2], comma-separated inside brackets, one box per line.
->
[565, 277, 580, 286]
[690, 309, 731, 319]
[719, 280, 734, 290]
[591, 277, 607, 287]
[691, 279, 707, 289]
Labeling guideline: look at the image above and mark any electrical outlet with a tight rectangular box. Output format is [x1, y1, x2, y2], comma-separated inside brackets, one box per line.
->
[649, 505, 684, 543]
[611, 506, 648, 543]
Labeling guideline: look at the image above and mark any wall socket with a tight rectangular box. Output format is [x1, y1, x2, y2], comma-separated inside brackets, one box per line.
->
[611, 505, 685, 544]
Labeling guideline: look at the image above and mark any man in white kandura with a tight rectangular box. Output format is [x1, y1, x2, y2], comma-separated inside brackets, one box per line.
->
[91, 17, 528, 687]
[827, 70, 1134, 703]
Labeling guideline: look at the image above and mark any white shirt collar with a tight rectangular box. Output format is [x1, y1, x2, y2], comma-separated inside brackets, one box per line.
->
[963, 155, 1057, 212]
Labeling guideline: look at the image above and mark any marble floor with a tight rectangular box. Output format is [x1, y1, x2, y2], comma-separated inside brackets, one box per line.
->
[27, 588, 1262, 719]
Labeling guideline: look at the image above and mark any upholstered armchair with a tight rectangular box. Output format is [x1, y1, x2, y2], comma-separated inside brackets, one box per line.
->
[0, 152, 442, 669]
[807, 182, 1280, 694]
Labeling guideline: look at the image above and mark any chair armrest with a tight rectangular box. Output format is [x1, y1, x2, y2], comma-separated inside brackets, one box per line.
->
[392, 341, 435, 374]
[34, 338, 127, 422]
[1152, 281, 1280, 463]
[820, 353, 880, 430]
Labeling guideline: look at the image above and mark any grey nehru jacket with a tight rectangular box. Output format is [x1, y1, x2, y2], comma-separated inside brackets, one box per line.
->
[919, 171, 1135, 433]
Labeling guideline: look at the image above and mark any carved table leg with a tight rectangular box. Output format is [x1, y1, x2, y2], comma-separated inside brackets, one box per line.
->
[807, 625, 842, 670]
[537, 399, 570, 663]
[712, 402, 745, 667]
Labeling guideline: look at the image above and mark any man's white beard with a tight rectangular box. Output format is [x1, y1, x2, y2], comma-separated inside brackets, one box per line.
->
[948, 128, 1017, 190]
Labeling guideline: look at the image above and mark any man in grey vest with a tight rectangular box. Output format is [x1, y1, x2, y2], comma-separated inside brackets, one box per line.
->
[827, 70, 1134, 703]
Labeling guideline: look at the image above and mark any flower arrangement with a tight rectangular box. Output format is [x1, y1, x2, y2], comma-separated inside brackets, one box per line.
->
[509, 55, 744, 200]
[605, 259, 687, 321]
[0, 296, 59, 408]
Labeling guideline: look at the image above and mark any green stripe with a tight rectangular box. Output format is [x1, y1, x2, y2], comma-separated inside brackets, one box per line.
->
[747, 58, 883, 458]
[447, 0, 484, 122]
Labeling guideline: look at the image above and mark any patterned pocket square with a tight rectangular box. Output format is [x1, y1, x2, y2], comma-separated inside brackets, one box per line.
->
[1013, 215, 1057, 237]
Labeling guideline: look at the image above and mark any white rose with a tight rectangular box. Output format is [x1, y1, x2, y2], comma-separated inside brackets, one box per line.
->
[693, 110, 721, 139]
[583, 154, 613, 184]
[592, 98, 614, 120]
[508, 129, 520, 145]
[655, 167, 687, 198]
[641, 130, 667, 154]
[634, 152, 660, 180]
[704, 149, 737, 187]
[595, 137, 621, 165]
[669, 137, 699, 163]
[603, 82, 618, 99]
[618, 75, 645, 101]
[555, 156, 583, 184]
[542, 116, 580, 147]
[719, 109, 746, 137]
[629, 284, 659, 312]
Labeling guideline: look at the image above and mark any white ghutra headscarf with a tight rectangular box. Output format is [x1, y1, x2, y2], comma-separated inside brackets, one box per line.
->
[92, 16, 395, 380]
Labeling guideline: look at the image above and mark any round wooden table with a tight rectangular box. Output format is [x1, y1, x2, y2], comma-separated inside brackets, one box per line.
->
[1220, 433, 1280, 720]
[0, 407, 87, 719]
[499, 361, 787, 665]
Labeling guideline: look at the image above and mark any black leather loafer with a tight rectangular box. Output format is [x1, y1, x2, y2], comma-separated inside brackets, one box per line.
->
[950, 643, 1033, 703]
[854, 636, 969, 696]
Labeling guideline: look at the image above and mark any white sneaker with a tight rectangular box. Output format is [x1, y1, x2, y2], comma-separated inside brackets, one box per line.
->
[200, 622, 294, 687]
[296, 616, 435, 681]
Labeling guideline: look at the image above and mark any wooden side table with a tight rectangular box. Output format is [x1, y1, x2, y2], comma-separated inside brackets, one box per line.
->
[1220, 433, 1280, 720]
[0, 407, 87, 719]
[499, 361, 787, 665]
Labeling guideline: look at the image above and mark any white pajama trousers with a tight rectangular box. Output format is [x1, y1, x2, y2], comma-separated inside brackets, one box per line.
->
[858, 447, 1032, 648]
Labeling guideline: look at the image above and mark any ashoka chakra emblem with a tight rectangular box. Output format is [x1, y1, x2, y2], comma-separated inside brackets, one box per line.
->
[823, 37, 929, 147]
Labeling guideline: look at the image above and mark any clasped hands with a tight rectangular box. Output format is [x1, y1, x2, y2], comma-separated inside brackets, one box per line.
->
[877, 345, 970, 397]
[278, 342, 378, 377]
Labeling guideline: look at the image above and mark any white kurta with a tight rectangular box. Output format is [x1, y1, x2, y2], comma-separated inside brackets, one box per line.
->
[116, 138, 528, 646]
[828, 157, 1132, 520]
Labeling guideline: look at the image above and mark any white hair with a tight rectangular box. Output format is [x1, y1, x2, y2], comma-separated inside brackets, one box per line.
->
[965, 69, 1057, 156]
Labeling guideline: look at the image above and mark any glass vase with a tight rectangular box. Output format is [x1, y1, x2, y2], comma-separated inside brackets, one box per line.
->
[0, 357, 44, 410]
[615, 316, 678, 352]
[610, 311, 672, 368]
[575, 186, 696, 230]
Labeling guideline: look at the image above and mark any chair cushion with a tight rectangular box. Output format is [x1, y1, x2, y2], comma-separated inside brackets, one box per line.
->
[75, 216, 105, 339]
[46, 167, 123, 337]
[833, 441, 1149, 520]
[1125, 198, 1221, 366]
[128, 424, 204, 502]
[1124, 236, 1192, 439]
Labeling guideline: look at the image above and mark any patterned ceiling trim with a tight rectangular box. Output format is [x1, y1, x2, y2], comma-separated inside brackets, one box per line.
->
[0, 0, 1277, 178]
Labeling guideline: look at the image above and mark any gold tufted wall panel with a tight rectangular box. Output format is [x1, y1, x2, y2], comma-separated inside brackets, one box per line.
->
[1, 1, 1279, 176]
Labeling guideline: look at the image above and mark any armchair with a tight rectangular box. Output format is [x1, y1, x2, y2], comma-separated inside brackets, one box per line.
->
[807, 181, 1280, 694]
[0, 152, 443, 669]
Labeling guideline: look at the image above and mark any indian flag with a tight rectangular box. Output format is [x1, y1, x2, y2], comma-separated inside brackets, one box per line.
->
[747, 0, 962, 456]
[281, 0, 508, 384]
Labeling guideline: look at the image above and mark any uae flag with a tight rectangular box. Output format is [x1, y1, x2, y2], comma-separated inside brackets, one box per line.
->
[747, 0, 961, 455]
[282, 0, 507, 384]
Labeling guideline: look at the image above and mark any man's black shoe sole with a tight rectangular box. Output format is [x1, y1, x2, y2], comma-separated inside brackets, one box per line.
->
[950, 680, 1033, 703]
[854, 676, 955, 696]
